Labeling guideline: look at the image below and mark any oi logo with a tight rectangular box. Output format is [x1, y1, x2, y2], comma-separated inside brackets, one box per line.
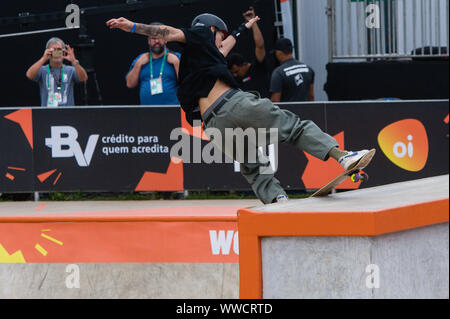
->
[377, 119, 429, 172]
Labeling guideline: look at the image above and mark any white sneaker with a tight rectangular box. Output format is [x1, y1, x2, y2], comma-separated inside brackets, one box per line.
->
[275, 194, 289, 202]
[338, 150, 370, 171]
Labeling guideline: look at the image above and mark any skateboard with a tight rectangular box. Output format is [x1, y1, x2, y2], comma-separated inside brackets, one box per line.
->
[310, 149, 376, 197]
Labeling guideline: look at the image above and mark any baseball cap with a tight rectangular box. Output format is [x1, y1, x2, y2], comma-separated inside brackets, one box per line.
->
[274, 38, 293, 53]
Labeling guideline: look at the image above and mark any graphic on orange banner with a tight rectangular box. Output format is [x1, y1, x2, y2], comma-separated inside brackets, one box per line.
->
[4, 167, 28, 182]
[135, 157, 183, 191]
[4, 109, 33, 149]
[445, 114, 449, 138]
[0, 206, 240, 263]
[37, 169, 57, 183]
[378, 119, 429, 172]
[7, 167, 26, 171]
[35, 203, 47, 212]
[180, 109, 210, 141]
[53, 172, 62, 185]
[302, 131, 361, 190]
[0, 244, 26, 263]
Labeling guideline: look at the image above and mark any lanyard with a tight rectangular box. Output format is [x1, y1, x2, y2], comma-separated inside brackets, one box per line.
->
[47, 65, 65, 91]
[149, 50, 167, 80]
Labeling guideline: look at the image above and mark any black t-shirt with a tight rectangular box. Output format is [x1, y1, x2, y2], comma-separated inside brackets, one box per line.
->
[177, 26, 238, 124]
[236, 57, 272, 98]
[269, 58, 315, 102]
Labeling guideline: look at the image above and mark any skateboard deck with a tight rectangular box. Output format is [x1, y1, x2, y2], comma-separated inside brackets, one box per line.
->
[310, 149, 376, 197]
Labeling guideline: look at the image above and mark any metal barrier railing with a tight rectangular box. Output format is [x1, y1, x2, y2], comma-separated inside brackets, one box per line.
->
[327, 0, 449, 61]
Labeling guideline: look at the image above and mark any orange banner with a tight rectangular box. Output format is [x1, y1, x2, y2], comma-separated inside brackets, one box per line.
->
[0, 220, 239, 263]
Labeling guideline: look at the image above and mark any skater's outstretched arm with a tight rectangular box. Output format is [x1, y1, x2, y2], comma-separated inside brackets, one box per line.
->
[106, 17, 186, 43]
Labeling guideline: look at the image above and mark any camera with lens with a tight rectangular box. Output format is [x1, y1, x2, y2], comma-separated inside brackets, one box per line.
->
[51, 47, 65, 58]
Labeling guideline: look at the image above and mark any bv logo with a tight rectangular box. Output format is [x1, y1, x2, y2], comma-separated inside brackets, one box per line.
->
[377, 119, 429, 172]
[45, 126, 99, 167]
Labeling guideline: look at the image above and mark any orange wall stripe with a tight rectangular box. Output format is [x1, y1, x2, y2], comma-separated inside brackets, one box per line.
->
[0, 221, 239, 263]
[238, 233, 262, 299]
[373, 199, 449, 235]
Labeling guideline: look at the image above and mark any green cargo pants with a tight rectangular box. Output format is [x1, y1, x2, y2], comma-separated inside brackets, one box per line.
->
[203, 90, 338, 204]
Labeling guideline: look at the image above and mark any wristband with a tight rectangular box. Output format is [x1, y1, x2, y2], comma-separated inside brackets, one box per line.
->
[130, 23, 137, 33]
[231, 23, 249, 39]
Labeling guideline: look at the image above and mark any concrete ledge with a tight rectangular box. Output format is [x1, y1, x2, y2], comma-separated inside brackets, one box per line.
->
[238, 176, 449, 298]
[262, 223, 448, 298]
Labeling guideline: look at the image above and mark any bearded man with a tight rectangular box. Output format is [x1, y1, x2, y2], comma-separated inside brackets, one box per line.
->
[126, 22, 181, 105]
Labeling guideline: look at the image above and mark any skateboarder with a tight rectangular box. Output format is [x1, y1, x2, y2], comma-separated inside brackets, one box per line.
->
[106, 14, 371, 204]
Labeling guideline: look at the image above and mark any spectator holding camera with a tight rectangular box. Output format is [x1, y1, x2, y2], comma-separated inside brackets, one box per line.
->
[227, 7, 272, 98]
[126, 22, 181, 105]
[26, 37, 88, 107]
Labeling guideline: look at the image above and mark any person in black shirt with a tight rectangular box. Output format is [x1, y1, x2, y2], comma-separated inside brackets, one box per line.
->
[227, 7, 272, 98]
[107, 14, 373, 204]
[270, 38, 315, 102]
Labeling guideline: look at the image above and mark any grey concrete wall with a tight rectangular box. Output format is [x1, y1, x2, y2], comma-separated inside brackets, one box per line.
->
[296, 0, 329, 101]
[261, 223, 449, 299]
[0, 263, 239, 299]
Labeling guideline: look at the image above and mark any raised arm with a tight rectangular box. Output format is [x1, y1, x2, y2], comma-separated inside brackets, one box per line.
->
[64, 45, 88, 82]
[26, 48, 52, 80]
[243, 7, 265, 63]
[106, 17, 186, 43]
[219, 16, 261, 57]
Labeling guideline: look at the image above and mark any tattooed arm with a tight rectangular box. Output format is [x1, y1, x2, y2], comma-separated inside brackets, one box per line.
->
[106, 17, 186, 43]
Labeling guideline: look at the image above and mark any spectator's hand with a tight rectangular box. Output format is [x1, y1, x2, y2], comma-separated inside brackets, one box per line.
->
[63, 45, 77, 64]
[245, 16, 261, 29]
[106, 17, 134, 32]
[42, 48, 53, 62]
[166, 52, 179, 66]
[136, 53, 150, 66]
[243, 7, 256, 21]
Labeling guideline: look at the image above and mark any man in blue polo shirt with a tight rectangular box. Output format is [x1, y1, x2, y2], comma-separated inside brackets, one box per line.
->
[126, 22, 181, 105]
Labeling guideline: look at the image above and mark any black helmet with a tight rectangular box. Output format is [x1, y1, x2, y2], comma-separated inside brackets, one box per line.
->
[191, 13, 229, 36]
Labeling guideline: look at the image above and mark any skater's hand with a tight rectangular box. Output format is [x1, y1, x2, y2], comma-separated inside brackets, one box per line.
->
[245, 16, 261, 29]
[106, 17, 134, 32]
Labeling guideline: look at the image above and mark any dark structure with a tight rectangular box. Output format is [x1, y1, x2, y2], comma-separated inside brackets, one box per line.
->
[325, 53, 449, 101]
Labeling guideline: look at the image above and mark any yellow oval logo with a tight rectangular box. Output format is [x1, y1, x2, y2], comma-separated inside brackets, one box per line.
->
[377, 119, 429, 172]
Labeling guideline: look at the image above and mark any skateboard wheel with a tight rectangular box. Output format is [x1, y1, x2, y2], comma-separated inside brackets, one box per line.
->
[350, 173, 360, 183]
